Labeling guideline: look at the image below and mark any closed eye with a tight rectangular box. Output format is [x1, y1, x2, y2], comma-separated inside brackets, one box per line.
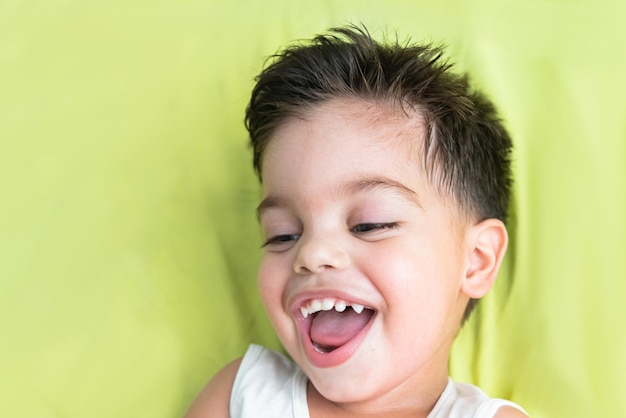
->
[351, 222, 399, 234]
[262, 234, 301, 248]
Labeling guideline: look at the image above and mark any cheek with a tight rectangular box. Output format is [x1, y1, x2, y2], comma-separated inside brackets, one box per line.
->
[359, 249, 422, 320]
[366, 241, 459, 310]
[257, 257, 287, 315]
[257, 256, 300, 350]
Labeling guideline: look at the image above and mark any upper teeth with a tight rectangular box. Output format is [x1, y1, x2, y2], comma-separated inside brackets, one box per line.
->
[300, 298, 366, 318]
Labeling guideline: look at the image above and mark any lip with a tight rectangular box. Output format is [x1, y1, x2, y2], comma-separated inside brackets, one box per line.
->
[289, 290, 377, 368]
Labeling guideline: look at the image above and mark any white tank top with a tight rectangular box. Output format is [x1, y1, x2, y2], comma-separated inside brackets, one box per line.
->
[230, 344, 527, 417]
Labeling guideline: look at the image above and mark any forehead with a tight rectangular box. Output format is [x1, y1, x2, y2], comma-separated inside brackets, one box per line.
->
[259, 98, 435, 204]
[261, 98, 427, 173]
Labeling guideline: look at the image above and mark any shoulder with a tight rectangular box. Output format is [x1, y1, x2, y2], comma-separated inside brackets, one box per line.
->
[434, 379, 528, 418]
[231, 345, 308, 417]
[493, 405, 529, 418]
[183, 357, 242, 418]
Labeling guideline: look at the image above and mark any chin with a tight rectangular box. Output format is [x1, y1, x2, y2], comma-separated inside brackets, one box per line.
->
[310, 376, 370, 404]
[304, 358, 387, 405]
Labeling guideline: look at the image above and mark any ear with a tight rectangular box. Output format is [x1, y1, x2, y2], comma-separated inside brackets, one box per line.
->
[461, 218, 508, 299]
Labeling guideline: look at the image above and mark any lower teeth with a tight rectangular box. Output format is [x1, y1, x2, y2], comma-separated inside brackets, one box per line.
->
[313, 343, 336, 354]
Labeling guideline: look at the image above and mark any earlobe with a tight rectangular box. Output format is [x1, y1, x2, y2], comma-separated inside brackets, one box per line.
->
[462, 218, 508, 299]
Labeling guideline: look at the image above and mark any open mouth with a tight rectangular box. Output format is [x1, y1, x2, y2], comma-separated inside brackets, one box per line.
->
[298, 297, 376, 359]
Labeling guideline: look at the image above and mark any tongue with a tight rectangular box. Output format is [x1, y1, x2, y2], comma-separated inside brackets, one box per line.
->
[310, 308, 373, 349]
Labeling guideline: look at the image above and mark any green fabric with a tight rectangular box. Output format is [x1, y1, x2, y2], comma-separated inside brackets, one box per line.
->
[1, 1, 624, 417]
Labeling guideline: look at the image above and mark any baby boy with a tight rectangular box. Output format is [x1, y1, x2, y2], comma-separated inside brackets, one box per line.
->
[186, 24, 528, 418]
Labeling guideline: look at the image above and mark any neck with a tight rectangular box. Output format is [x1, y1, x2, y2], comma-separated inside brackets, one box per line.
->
[307, 371, 449, 418]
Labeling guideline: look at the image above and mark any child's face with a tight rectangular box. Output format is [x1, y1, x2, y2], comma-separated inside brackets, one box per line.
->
[257, 98, 475, 406]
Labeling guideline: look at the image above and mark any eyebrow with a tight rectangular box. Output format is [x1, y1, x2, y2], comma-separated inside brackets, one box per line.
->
[342, 177, 423, 208]
[256, 176, 422, 220]
[256, 195, 289, 220]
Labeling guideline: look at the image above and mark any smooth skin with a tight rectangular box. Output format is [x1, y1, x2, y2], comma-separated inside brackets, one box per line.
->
[185, 98, 527, 418]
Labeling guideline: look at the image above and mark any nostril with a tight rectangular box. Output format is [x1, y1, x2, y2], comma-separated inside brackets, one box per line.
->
[296, 265, 312, 274]
[295, 264, 332, 275]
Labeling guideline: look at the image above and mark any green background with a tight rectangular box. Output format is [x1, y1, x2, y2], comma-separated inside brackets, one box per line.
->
[1, 1, 624, 417]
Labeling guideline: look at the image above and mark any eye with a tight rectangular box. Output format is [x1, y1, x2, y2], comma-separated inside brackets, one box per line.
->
[262, 233, 301, 248]
[351, 222, 399, 234]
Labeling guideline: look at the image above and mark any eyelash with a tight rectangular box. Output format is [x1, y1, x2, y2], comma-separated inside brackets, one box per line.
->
[261, 234, 300, 248]
[262, 222, 399, 247]
[350, 222, 399, 233]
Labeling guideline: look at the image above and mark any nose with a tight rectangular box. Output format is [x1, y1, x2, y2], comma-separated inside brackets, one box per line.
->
[293, 231, 350, 275]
